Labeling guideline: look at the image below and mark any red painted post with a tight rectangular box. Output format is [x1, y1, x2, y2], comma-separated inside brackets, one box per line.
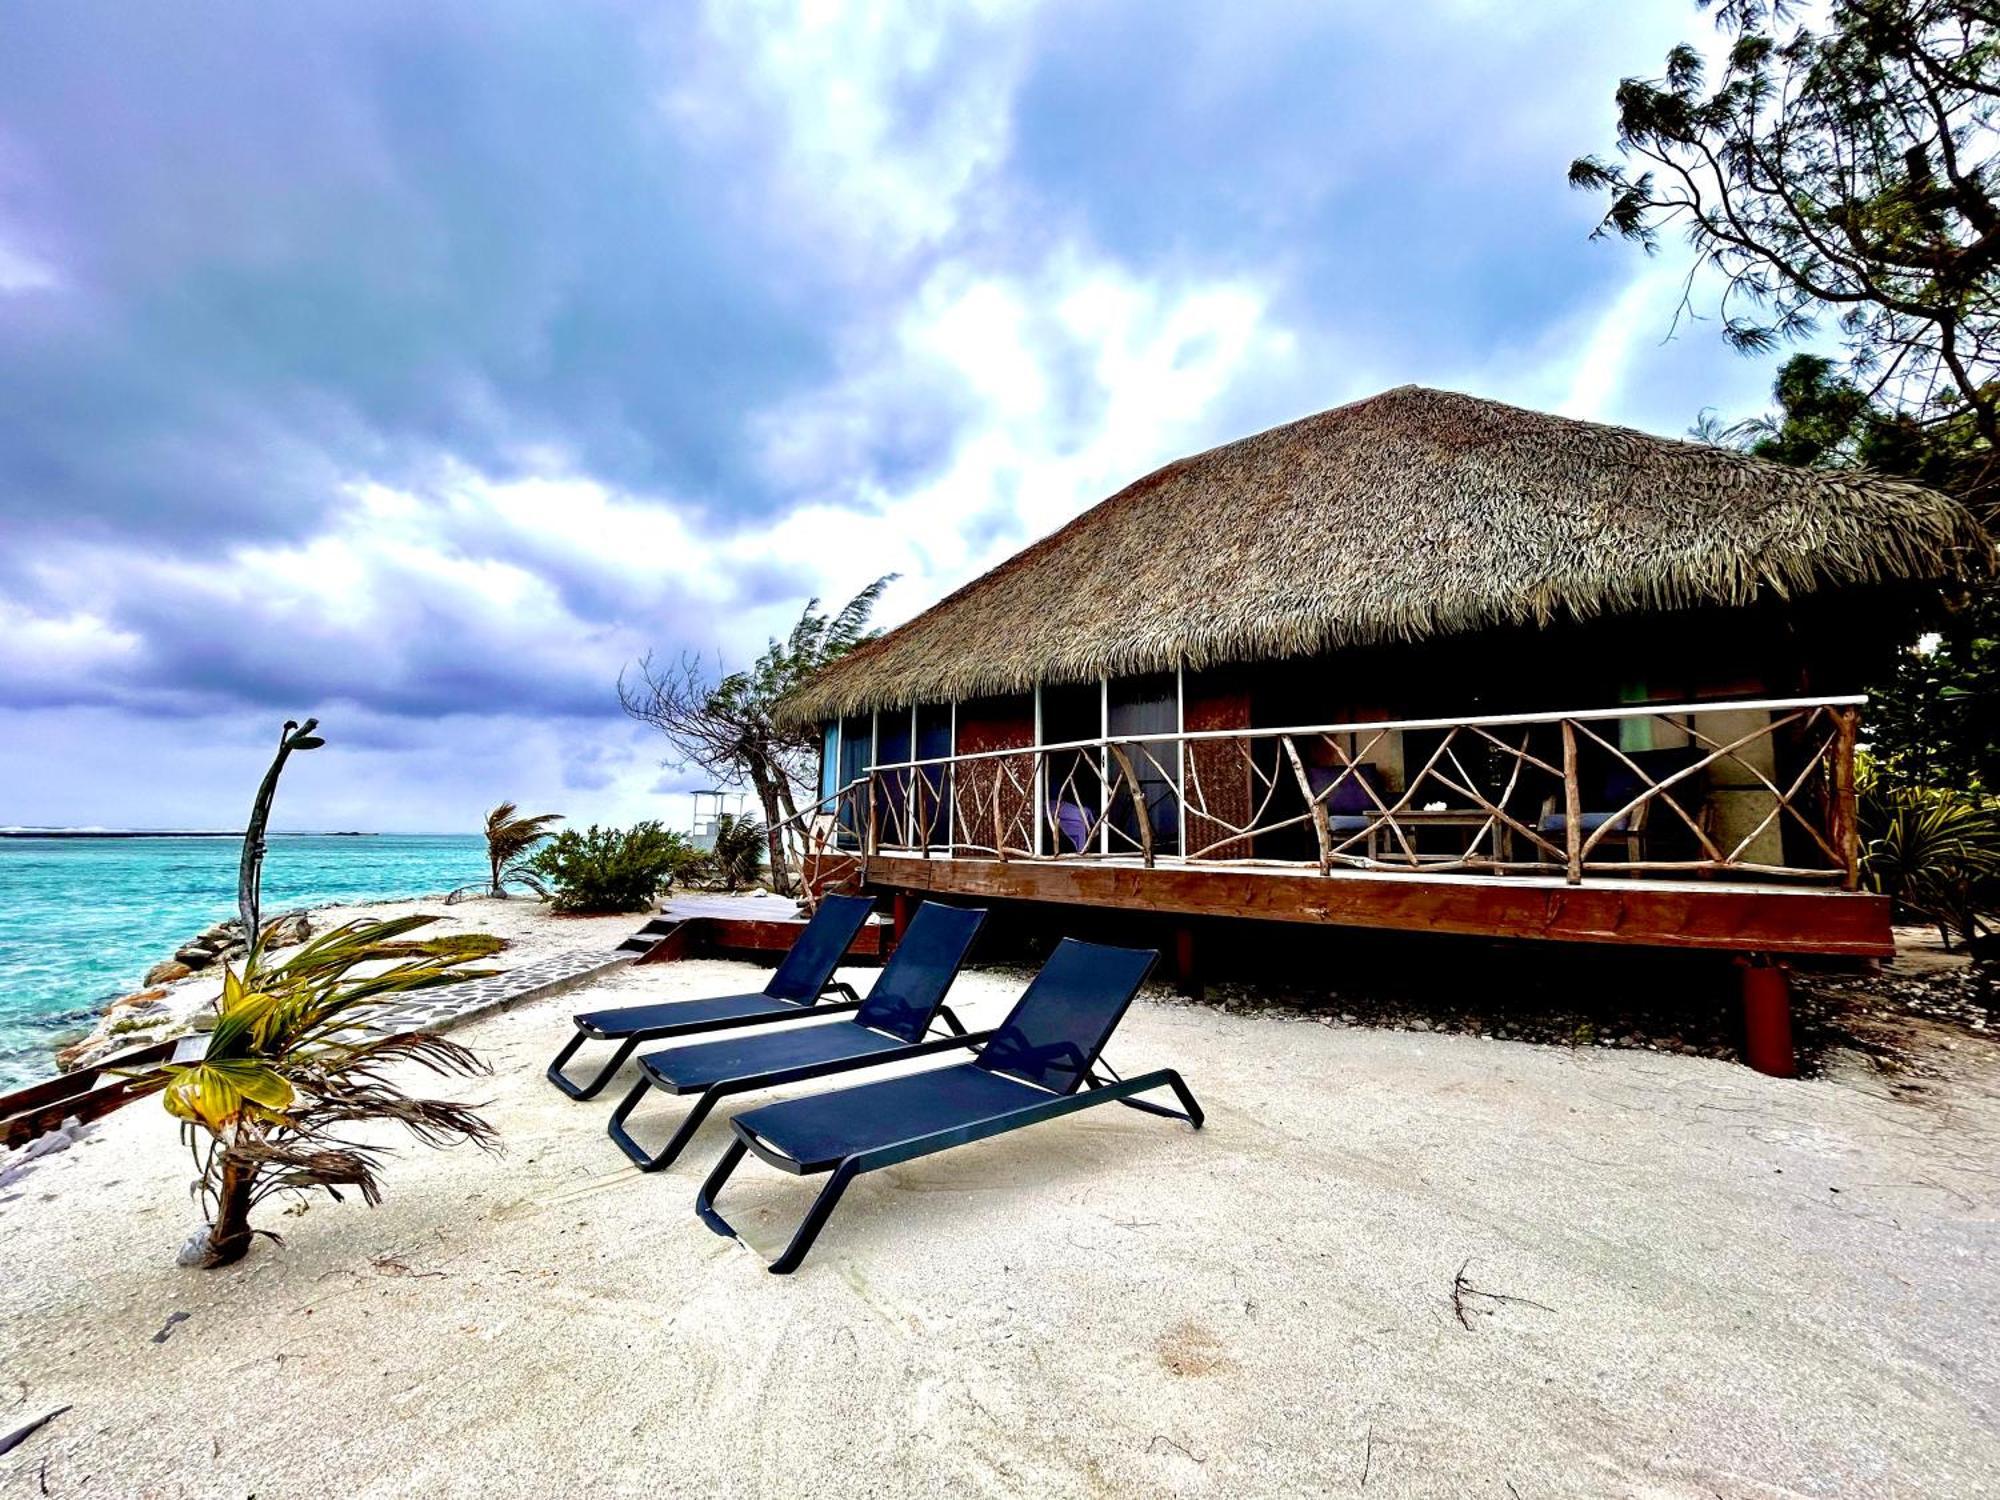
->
[890, 891, 915, 953]
[1172, 923, 1201, 1000]
[1740, 957, 1795, 1078]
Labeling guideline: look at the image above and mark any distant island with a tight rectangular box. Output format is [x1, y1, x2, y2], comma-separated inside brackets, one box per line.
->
[0, 829, 380, 840]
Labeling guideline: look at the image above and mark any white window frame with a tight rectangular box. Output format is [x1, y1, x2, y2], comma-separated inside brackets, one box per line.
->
[1099, 676, 1110, 856]
[1033, 683, 1046, 857]
[1176, 664, 1187, 858]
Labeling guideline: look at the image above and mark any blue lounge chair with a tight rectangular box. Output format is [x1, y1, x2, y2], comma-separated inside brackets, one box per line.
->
[545, 893, 876, 1101]
[695, 937, 1202, 1274]
[606, 902, 987, 1171]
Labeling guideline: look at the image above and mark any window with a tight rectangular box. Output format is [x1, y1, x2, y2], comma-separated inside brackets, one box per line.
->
[1107, 672, 1181, 854]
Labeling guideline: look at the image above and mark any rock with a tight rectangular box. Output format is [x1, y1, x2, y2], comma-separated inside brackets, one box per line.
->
[108, 987, 170, 1013]
[144, 960, 194, 986]
[19, 1120, 81, 1163]
[174, 946, 215, 968]
[176, 1225, 214, 1267]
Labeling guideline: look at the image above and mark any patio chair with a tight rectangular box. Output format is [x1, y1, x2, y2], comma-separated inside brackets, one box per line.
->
[695, 937, 1203, 1274]
[1306, 762, 1389, 847]
[1538, 746, 1709, 867]
[606, 902, 988, 1171]
[544, 893, 876, 1101]
[1048, 797, 1093, 854]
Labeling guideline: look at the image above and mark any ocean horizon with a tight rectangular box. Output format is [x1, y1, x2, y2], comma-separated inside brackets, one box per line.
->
[0, 833, 490, 1090]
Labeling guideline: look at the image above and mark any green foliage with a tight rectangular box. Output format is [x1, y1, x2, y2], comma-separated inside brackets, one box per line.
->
[1867, 600, 2000, 796]
[711, 579, 896, 757]
[137, 915, 502, 1267]
[1860, 767, 2000, 946]
[1572, 4, 2000, 932]
[710, 812, 768, 891]
[619, 579, 893, 895]
[1698, 354, 2000, 794]
[483, 801, 563, 897]
[1709, 352, 1995, 508]
[527, 822, 688, 912]
[133, 716, 505, 1268]
[1571, 1, 2000, 471]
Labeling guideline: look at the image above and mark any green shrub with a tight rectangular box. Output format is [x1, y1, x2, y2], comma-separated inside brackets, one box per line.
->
[1860, 765, 2000, 949]
[527, 823, 687, 913]
[664, 839, 717, 890]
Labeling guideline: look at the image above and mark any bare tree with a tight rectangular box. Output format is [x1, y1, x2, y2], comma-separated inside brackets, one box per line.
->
[620, 580, 891, 896]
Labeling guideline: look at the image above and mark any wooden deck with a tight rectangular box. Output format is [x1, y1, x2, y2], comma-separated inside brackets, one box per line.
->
[863, 852, 1893, 957]
[630, 895, 890, 967]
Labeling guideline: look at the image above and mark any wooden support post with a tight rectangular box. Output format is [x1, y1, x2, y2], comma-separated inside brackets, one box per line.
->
[1107, 742, 1155, 867]
[1740, 957, 1795, 1078]
[1561, 718, 1583, 885]
[1830, 707, 1860, 890]
[1281, 735, 1333, 876]
[1172, 923, 1202, 1000]
[890, 891, 915, 953]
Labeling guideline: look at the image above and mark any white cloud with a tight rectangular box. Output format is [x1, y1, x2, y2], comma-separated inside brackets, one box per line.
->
[666, 0, 1041, 268]
[1555, 261, 1692, 419]
[743, 249, 1293, 627]
[0, 601, 140, 690]
[0, 234, 58, 294]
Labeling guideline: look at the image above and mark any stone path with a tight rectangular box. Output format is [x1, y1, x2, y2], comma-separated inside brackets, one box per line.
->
[360, 947, 637, 1037]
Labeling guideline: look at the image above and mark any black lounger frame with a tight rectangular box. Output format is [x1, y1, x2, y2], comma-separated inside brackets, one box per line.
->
[544, 894, 874, 1100]
[695, 940, 1202, 1274]
[605, 901, 988, 1170]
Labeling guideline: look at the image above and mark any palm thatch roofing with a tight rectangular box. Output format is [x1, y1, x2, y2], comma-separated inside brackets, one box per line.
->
[781, 384, 1991, 726]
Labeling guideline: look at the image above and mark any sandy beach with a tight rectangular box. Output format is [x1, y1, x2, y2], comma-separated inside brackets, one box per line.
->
[3, 922, 1997, 1498]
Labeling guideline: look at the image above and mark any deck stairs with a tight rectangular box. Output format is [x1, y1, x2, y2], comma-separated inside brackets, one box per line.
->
[619, 910, 699, 966]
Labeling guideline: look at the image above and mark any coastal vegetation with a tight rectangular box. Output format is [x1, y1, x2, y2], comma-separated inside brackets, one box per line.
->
[707, 812, 768, 891]
[1572, 0, 2000, 951]
[130, 720, 501, 1268]
[619, 579, 891, 895]
[481, 801, 563, 897]
[147, 917, 500, 1267]
[526, 821, 688, 912]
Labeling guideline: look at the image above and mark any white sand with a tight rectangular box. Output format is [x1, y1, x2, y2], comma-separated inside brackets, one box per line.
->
[3, 949, 1997, 1498]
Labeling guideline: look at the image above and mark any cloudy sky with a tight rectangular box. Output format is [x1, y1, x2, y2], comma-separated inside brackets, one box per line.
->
[0, 0, 1784, 832]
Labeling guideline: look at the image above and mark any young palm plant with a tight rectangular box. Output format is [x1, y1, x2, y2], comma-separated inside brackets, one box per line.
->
[132, 718, 503, 1268]
[150, 917, 501, 1266]
[484, 801, 563, 896]
[710, 812, 768, 891]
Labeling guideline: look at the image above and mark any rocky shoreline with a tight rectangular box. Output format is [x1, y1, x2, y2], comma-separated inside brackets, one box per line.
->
[35, 894, 638, 1083]
[51, 909, 317, 1074]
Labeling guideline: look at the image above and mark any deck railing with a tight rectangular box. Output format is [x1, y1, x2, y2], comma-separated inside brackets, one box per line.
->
[801, 696, 1865, 890]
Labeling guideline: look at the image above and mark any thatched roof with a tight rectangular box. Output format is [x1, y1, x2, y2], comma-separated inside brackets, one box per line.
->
[781, 385, 1991, 725]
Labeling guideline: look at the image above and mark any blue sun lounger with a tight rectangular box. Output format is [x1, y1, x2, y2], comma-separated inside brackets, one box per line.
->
[606, 901, 988, 1171]
[545, 893, 876, 1101]
[696, 937, 1203, 1274]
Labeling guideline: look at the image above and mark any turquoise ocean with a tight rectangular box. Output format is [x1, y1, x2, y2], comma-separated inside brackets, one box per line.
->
[0, 834, 487, 1091]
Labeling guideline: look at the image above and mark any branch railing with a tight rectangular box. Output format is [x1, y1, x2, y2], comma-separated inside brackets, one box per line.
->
[839, 695, 1866, 889]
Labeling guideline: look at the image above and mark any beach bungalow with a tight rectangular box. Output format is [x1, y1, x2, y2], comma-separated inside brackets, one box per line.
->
[780, 386, 1992, 1071]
